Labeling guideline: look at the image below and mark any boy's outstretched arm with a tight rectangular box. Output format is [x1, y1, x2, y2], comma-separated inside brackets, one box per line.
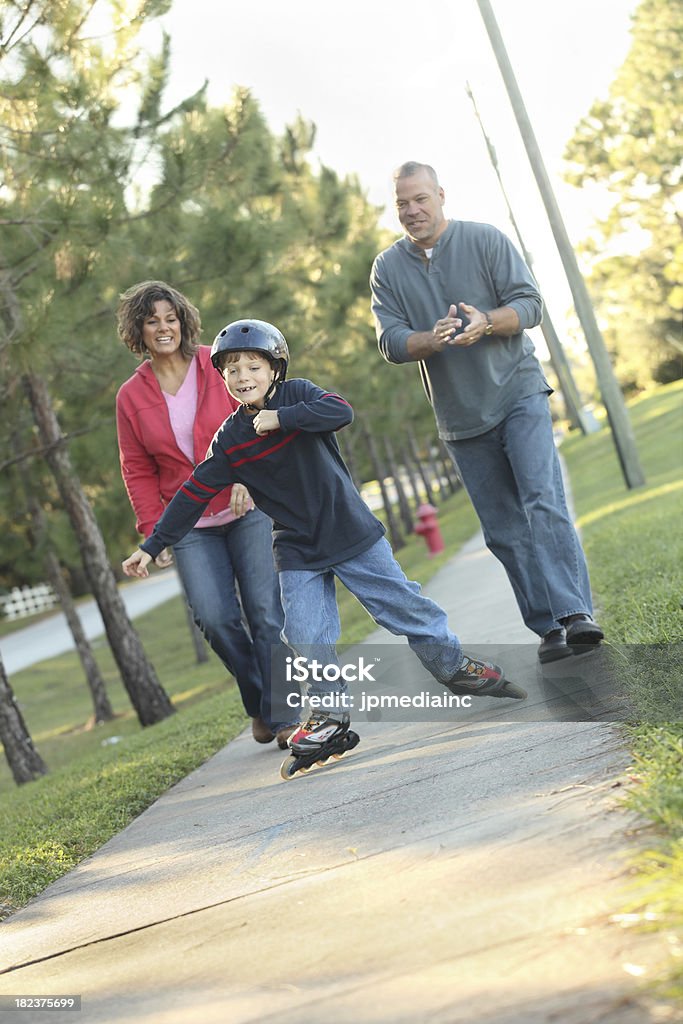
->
[124, 441, 235, 569]
[122, 549, 153, 578]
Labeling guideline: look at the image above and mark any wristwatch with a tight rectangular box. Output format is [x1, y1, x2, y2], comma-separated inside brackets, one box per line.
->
[483, 313, 494, 336]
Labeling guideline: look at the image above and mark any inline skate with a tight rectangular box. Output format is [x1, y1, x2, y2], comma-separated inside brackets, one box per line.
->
[279, 709, 360, 781]
[444, 654, 527, 700]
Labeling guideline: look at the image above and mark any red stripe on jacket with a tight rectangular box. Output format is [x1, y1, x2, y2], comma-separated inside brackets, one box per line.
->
[232, 431, 301, 468]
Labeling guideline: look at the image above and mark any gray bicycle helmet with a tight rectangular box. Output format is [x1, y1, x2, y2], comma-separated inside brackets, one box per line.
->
[210, 319, 289, 385]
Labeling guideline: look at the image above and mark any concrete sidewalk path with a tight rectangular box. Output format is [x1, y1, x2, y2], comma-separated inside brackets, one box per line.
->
[0, 533, 673, 1024]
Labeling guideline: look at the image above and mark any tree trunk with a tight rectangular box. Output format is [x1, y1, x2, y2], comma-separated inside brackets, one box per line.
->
[28, 498, 115, 723]
[438, 440, 461, 494]
[360, 424, 404, 551]
[407, 428, 436, 506]
[401, 445, 424, 506]
[186, 602, 209, 664]
[337, 435, 362, 493]
[23, 372, 174, 727]
[47, 547, 116, 722]
[383, 436, 414, 535]
[423, 437, 444, 502]
[431, 436, 456, 496]
[0, 652, 48, 785]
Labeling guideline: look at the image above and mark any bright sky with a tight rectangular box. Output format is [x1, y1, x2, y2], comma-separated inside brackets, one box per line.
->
[154, 0, 640, 346]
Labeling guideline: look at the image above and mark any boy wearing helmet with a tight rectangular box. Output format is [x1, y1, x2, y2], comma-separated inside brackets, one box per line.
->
[123, 320, 526, 780]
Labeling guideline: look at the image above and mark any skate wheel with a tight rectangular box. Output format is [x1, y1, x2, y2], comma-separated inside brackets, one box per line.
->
[331, 753, 344, 760]
[279, 758, 299, 781]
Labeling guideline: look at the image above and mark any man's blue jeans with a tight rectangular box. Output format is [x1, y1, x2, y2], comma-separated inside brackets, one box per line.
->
[172, 508, 291, 730]
[279, 537, 463, 701]
[446, 391, 593, 638]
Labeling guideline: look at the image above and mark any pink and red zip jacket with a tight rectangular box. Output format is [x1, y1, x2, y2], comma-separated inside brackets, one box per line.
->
[116, 346, 238, 538]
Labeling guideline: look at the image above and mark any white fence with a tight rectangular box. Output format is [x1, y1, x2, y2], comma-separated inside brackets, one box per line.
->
[1, 583, 58, 621]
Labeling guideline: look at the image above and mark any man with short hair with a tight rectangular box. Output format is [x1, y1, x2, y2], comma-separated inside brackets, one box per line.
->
[370, 161, 603, 663]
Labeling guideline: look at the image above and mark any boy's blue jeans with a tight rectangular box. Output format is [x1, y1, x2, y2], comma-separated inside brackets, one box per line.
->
[446, 391, 593, 638]
[279, 536, 463, 701]
[172, 507, 292, 730]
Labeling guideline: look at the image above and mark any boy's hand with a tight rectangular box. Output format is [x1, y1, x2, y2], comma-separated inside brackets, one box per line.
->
[230, 483, 252, 517]
[253, 410, 279, 436]
[122, 549, 153, 578]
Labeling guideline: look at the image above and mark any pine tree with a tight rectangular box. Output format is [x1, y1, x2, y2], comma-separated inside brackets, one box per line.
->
[564, 0, 683, 389]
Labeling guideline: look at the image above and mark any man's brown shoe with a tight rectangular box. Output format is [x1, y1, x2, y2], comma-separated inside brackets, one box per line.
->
[251, 716, 275, 744]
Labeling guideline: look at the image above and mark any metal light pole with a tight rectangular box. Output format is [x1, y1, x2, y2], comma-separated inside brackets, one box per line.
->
[466, 81, 591, 435]
[476, 0, 645, 488]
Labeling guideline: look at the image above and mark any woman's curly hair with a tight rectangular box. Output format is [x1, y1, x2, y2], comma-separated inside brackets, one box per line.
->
[116, 280, 202, 357]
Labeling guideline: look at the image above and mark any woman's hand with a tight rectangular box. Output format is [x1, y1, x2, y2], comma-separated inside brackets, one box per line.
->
[155, 547, 174, 568]
[230, 483, 253, 518]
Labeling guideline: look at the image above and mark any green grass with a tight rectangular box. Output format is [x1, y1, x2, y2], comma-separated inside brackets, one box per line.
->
[0, 483, 477, 916]
[0, 690, 245, 908]
[564, 382, 683, 647]
[0, 593, 249, 914]
[561, 379, 683, 1002]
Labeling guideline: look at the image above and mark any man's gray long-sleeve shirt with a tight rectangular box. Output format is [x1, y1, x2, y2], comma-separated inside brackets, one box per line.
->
[371, 219, 547, 439]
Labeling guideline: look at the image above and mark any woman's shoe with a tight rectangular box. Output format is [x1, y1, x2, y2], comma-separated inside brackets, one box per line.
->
[251, 716, 275, 744]
[275, 725, 298, 750]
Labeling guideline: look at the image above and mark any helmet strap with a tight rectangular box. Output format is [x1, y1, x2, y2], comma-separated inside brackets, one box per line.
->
[262, 361, 285, 406]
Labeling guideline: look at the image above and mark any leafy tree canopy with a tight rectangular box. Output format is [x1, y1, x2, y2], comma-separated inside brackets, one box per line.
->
[563, 0, 683, 391]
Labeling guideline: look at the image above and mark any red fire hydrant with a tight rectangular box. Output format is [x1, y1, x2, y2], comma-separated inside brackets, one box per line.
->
[414, 503, 445, 556]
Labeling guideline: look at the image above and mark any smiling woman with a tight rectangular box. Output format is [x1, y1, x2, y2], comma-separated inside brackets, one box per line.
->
[140, 300, 183, 375]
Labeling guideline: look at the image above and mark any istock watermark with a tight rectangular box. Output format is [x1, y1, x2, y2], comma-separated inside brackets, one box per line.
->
[284, 688, 473, 712]
[285, 655, 379, 684]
